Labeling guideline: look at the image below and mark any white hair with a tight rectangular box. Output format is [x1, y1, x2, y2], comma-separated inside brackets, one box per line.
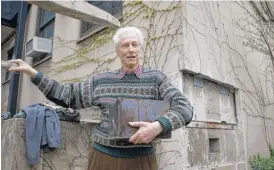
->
[113, 26, 144, 48]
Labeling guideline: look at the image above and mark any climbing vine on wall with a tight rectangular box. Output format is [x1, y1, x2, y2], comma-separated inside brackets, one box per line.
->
[45, 1, 183, 83]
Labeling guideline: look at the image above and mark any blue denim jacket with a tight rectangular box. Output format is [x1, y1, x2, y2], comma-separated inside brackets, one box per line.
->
[23, 104, 61, 165]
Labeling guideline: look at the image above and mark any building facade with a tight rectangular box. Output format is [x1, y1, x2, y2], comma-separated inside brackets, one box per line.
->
[1, 1, 274, 170]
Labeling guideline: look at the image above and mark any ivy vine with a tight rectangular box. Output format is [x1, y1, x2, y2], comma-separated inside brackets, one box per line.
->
[48, 1, 183, 83]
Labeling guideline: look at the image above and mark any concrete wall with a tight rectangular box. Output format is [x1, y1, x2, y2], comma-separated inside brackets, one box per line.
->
[1, 119, 94, 170]
[1, 119, 245, 170]
[181, 2, 274, 169]
[2, 1, 274, 170]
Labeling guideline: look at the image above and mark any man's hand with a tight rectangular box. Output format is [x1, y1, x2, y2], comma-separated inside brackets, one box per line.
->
[8, 59, 38, 77]
[128, 121, 163, 144]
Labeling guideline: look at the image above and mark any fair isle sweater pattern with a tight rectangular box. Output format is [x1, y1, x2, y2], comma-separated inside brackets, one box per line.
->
[31, 68, 193, 148]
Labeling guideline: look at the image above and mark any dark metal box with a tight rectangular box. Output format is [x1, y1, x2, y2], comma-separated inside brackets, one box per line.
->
[109, 98, 171, 139]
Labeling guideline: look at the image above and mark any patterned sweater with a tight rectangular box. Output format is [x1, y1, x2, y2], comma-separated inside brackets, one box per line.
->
[31, 66, 193, 150]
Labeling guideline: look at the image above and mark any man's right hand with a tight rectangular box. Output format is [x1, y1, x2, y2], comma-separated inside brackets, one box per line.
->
[8, 59, 38, 78]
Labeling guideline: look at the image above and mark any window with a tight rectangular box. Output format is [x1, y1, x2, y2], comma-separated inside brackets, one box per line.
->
[5, 47, 14, 81]
[39, 9, 55, 39]
[33, 8, 55, 65]
[81, 1, 123, 36]
[183, 71, 237, 124]
[209, 138, 220, 153]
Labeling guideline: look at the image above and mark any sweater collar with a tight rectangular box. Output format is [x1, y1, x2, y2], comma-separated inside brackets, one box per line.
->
[120, 64, 142, 79]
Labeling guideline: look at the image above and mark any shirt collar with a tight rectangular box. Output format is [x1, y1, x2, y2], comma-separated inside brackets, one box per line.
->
[120, 64, 142, 79]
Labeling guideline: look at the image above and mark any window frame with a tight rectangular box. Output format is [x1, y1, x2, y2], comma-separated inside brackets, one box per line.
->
[182, 70, 238, 125]
[32, 8, 55, 66]
[39, 8, 55, 39]
[79, 1, 123, 38]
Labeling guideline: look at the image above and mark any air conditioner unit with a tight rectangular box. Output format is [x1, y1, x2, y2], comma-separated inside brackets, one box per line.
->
[25, 37, 52, 58]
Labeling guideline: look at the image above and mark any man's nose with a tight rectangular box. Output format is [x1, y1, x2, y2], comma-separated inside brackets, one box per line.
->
[128, 44, 134, 51]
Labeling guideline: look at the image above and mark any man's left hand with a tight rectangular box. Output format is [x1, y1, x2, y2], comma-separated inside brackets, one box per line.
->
[128, 121, 163, 144]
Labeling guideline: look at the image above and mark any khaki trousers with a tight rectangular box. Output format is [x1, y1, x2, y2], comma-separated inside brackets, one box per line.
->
[87, 148, 158, 170]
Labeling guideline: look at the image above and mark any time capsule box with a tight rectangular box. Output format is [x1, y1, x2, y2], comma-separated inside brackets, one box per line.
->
[109, 98, 171, 139]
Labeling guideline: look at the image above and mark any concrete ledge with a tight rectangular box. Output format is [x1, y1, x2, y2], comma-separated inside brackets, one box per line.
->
[1, 118, 96, 170]
[187, 121, 237, 130]
[27, 1, 120, 27]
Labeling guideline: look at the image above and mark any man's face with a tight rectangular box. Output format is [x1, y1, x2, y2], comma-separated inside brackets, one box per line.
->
[116, 34, 141, 69]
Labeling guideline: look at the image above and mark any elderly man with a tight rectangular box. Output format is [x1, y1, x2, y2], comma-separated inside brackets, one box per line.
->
[9, 26, 193, 170]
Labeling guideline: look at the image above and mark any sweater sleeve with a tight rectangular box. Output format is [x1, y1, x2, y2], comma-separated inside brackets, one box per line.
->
[155, 71, 193, 134]
[31, 72, 95, 109]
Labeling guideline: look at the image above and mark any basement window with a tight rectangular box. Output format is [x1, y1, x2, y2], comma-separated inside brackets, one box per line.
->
[209, 138, 220, 153]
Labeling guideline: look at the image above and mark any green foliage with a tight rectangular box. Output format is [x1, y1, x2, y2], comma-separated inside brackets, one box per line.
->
[270, 144, 274, 158]
[250, 144, 274, 170]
